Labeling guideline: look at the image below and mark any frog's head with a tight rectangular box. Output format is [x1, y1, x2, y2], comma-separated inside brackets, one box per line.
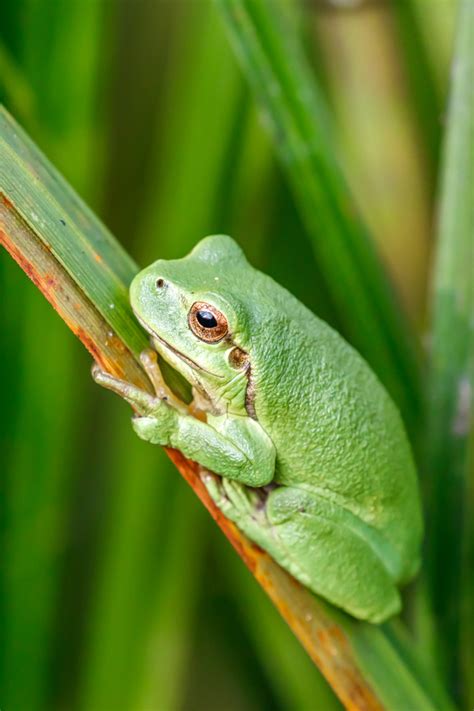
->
[130, 235, 254, 414]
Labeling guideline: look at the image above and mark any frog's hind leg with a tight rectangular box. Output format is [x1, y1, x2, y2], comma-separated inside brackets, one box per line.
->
[266, 487, 401, 623]
[202, 475, 400, 623]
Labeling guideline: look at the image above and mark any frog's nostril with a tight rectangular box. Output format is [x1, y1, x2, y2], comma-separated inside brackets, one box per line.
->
[156, 278, 165, 289]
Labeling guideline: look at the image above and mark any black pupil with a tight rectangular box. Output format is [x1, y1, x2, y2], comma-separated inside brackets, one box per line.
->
[197, 310, 218, 329]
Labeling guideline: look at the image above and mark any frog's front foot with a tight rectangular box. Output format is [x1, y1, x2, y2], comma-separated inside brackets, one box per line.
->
[91, 363, 157, 416]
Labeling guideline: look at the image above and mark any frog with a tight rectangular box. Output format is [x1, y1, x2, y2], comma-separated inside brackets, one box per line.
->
[92, 234, 423, 623]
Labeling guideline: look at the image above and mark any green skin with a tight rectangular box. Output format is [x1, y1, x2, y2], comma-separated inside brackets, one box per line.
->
[93, 235, 423, 623]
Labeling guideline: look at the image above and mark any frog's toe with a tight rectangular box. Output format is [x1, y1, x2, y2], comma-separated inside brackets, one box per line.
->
[222, 479, 256, 516]
[91, 363, 124, 390]
[92, 363, 158, 415]
[201, 471, 229, 510]
[201, 473, 257, 526]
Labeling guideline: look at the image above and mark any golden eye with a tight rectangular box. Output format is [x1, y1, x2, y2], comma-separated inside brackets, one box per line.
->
[188, 302, 228, 343]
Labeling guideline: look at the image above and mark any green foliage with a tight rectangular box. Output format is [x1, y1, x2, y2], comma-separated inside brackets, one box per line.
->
[0, 0, 471, 709]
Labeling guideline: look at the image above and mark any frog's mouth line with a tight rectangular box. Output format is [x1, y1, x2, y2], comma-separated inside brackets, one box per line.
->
[133, 310, 224, 379]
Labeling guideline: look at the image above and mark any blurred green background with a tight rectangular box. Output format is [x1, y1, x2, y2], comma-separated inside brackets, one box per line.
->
[0, 1, 461, 710]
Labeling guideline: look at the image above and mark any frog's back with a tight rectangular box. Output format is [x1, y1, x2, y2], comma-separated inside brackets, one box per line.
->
[244, 271, 422, 582]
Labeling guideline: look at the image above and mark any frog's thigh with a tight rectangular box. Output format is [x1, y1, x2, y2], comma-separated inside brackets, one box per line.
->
[267, 488, 401, 623]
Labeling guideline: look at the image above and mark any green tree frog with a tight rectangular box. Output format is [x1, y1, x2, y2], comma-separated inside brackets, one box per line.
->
[93, 235, 423, 623]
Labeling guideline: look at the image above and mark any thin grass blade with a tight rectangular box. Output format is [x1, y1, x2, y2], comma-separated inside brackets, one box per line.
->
[423, 0, 474, 703]
[389, 0, 444, 182]
[312, 3, 432, 325]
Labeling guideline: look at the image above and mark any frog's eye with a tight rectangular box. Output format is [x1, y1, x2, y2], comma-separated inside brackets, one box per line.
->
[188, 302, 228, 343]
